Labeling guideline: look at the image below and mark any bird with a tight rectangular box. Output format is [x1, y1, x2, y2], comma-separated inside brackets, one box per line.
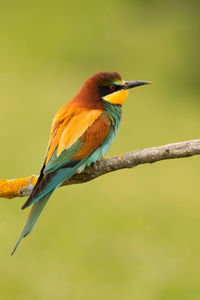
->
[11, 71, 151, 255]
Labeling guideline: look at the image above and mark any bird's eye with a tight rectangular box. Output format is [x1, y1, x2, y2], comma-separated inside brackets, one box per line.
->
[109, 85, 115, 91]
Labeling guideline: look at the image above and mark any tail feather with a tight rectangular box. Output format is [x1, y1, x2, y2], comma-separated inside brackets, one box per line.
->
[11, 191, 53, 255]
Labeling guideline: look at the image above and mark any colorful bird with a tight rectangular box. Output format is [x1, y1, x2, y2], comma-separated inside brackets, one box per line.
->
[11, 72, 151, 255]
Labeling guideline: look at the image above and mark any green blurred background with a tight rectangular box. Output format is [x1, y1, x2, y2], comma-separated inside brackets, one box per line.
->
[0, 0, 200, 299]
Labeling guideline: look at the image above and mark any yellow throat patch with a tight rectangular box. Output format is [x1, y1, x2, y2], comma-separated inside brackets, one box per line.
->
[102, 83, 129, 105]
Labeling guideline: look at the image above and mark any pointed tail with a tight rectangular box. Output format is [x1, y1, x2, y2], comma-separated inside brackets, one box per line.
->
[11, 191, 53, 256]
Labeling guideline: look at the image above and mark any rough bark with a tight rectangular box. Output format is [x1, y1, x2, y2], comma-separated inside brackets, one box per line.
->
[0, 139, 199, 199]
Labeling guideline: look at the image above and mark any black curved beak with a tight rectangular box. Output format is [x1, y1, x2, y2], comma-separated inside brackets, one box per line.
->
[124, 80, 152, 90]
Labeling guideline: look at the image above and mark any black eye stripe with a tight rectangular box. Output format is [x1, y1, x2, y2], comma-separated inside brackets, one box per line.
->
[98, 84, 123, 97]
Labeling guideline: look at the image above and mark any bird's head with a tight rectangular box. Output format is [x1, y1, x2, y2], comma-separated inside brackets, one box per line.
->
[94, 72, 151, 105]
[75, 72, 151, 108]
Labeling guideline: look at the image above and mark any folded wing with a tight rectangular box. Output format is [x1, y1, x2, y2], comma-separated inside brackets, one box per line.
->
[22, 107, 112, 209]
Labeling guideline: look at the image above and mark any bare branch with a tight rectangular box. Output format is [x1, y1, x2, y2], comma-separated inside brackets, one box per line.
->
[1, 139, 200, 199]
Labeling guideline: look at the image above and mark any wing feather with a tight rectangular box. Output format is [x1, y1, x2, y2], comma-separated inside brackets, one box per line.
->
[73, 115, 111, 160]
[22, 107, 106, 209]
[45, 104, 102, 165]
[57, 109, 102, 156]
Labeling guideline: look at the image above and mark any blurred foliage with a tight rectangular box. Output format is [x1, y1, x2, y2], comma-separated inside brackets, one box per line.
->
[0, 0, 200, 299]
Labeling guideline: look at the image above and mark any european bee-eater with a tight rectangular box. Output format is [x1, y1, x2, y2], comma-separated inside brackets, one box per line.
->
[12, 72, 151, 255]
